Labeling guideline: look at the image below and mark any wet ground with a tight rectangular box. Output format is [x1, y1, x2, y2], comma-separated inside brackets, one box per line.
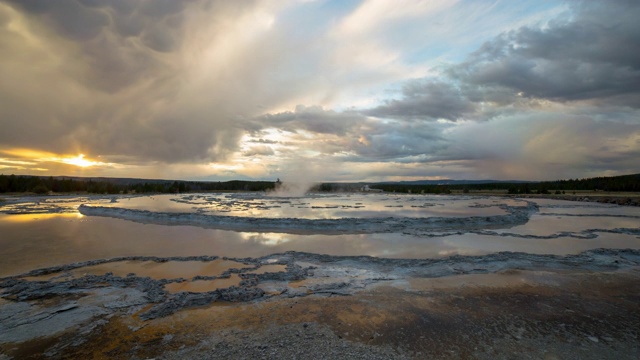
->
[0, 193, 639, 358]
[1, 253, 639, 359]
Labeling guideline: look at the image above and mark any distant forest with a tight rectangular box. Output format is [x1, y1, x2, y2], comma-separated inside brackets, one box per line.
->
[0, 175, 275, 194]
[367, 174, 640, 194]
[0, 173, 638, 195]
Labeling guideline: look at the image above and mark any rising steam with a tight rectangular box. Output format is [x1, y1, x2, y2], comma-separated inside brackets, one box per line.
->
[268, 180, 313, 197]
[267, 158, 322, 197]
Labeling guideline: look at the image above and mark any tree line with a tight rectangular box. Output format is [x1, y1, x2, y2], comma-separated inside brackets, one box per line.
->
[0, 175, 276, 194]
[1, 173, 638, 195]
[501, 174, 640, 194]
[365, 174, 640, 194]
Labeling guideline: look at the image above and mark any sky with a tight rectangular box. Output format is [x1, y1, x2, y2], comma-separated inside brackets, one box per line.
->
[0, 0, 638, 182]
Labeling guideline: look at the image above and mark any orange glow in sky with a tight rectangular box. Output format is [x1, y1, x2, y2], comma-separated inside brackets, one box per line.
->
[1, 148, 111, 170]
[62, 154, 97, 168]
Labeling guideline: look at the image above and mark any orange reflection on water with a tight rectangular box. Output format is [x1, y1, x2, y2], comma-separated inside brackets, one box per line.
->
[1, 213, 84, 223]
[164, 275, 243, 293]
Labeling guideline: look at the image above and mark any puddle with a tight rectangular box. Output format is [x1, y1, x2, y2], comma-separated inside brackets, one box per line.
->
[154, 264, 286, 293]
[288, 279, 316, 289]
[250, 265, 287, 274]
[23, 259, 252, 282]
[164, 274, 242, 293]
[21, 261, 287, 295]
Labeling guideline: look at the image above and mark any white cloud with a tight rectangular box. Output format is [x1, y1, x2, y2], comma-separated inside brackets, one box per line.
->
[337, 0, 455, 36]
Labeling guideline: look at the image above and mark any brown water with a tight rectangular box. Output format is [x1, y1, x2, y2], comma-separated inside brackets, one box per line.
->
[162, 266, 287, 293]
[164, 275, 243, 293]
[23, 259, 252, 282]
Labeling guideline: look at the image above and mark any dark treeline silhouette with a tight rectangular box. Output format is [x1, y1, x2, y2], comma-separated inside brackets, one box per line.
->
[364, 174, 640, 194]
[536, 174, 640, 192]
[0, 175, 276, 194]
[1, 173, 638, 195]
[502, 174, 640, 194]
[361, 184, 454, 194]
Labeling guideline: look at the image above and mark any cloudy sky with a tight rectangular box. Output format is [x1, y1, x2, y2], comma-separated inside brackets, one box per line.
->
[0, 0, 638, 182]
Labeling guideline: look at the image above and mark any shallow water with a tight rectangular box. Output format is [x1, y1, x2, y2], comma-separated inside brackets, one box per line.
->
[500, 214, 640, 235]
[0, 193, 638, 278]
[23, 259, 253, 282]
[164, 275, 243, 293]
[103, 193, 512, 219]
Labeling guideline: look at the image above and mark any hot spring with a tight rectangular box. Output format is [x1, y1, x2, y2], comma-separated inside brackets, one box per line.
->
[0, 192, 638, 277]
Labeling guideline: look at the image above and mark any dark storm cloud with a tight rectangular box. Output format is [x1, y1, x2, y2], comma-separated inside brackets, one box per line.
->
[366, 0, 640, 126]
[7, 0, 185, 42]
[242, 145, 275, 157]
[257, 105, 362, 135]
[248, 139, 279, 145]
[0, 0, 268, 164]
[347, 121, 447, 161]
[254, 105, 448, 162]
[5, 0, 189, 92]
[366, 81, 475, 121]
[450, 0, 640, 107]
[8, 0, 110, 41]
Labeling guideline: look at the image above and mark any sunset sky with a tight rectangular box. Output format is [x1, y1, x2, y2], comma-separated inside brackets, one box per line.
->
[0, 0, 638, 182]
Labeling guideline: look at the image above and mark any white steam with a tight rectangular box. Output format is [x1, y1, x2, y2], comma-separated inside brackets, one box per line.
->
[268, 181, 313, 197]
[267, 158, 323, 197]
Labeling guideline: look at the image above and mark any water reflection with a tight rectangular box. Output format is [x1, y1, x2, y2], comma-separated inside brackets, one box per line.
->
[0, 196, 638, 279]
[501, 214, 640, 235]
[239, 232, 293, 246]
[164, 276, 242, 293]
[0, 196, 109, 215]
[0, 212, 85, 222]
[99, 193, 513, 219]
[22, 257, 287, 294]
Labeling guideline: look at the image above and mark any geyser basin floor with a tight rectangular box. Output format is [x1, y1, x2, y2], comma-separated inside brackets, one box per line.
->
[1, 250, 640, 359]
[1, 193, 639, 358]
[1, 192, 639, 277]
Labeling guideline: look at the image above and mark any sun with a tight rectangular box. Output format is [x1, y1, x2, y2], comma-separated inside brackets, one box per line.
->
[63, 154, 97, 168]
[0, 148, 117, 170]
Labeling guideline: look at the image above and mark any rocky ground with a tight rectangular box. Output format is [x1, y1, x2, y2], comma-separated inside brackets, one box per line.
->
[1, 249, 640, 359]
